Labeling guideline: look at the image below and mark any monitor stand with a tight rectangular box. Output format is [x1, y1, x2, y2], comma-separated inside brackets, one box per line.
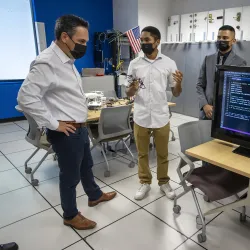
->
[233, 146, 250, 158]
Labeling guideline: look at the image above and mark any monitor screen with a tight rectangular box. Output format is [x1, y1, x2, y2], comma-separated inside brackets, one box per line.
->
[212, 65, 250, 150]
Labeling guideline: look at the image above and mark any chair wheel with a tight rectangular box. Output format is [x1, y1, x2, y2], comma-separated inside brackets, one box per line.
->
[31, 179, 39, 186]
[196, 215, 205, 225]
[197, 233, 206, 243]
[128, 162, 135, 168]
[173, 205, 181, 214]
[104, 171, 110, 177]
[203, 195, 211, 202]
[25, 167, 32, 174]
[240, 214, 247, 222]
[112, 152, 117, 157]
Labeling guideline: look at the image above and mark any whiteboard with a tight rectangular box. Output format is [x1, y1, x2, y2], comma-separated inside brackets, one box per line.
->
[167, 15, 180, 42]
[207, 9, 224, 41]
[241, 6, 250, 41]
[193, 11, 208, 42]
[0, 0, 37, 80]
[224, 7, 243, 40]
[180, 13, 194, 42]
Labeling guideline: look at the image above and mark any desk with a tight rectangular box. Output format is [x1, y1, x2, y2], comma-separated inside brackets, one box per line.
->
[186, 139, 250, 216]
[87, 101, 176, 122]
[16, 102, 176, 123]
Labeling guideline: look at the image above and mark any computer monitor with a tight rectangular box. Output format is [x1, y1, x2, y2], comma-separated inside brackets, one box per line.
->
[212, 65, 250, 157]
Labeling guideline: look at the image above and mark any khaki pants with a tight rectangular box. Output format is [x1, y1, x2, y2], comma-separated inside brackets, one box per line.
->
[134, 123, 170, 186]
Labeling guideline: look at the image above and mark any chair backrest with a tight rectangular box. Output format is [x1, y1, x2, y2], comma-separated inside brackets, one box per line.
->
[178, 120, 212, 162]
[103, 90, 117, 99]
[98, 105, 133, 140]
[22, 112, 42, 147]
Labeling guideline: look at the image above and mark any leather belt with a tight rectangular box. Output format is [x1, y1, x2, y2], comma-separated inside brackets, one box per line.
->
[63, 122, 87, 128]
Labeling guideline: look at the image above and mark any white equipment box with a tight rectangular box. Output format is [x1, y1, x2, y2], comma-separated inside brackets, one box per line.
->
[207, 9, 224, 41]
[180, 13, 194, 42]
[224, 7, 243, 40]
[167, 15, 180, 42]
[193, 11, 208, 42]
[242, 6, 250, 41]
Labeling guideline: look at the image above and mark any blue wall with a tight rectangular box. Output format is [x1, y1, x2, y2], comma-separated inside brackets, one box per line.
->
[0, 0, 113, 120]
[33, 0, 113, 72]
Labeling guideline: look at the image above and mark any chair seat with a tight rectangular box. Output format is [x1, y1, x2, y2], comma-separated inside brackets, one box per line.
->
[185, 164, 249, 202]
[40, 134, 51, 148]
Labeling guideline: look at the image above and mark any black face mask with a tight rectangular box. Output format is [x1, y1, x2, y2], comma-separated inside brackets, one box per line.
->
[216, 40, 231, 52]
[141, 43, 155, 55]
[66, 36, 87, 59]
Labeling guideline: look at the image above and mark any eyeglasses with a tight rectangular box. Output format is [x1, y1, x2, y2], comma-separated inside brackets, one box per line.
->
[127, 75, 146, 89]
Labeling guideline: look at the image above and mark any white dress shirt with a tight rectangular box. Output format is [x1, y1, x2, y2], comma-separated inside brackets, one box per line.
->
[17, 42, 88, 130]
[126, 52, 177, 129]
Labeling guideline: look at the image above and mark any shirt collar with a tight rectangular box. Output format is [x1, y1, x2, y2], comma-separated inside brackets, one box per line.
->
[218, 49, 232, 58]
[141, 51, 163, 61]
[50, 41, 75, 64]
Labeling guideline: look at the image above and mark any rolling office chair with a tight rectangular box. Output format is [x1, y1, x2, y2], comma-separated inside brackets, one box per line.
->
[88, 105, 136, 177]
[173, 120, 248, 243]
[19, 110, 55, 186]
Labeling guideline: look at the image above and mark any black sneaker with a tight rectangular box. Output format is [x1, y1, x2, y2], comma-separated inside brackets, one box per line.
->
[0, 242, 18, 250]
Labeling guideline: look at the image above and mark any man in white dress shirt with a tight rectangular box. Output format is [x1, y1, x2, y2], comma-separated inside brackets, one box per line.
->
[126, 26, 183, 200]
[17, 15, 116, 230]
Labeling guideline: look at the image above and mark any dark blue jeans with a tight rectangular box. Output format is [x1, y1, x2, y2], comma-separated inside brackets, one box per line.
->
[47, 127, 102, 219]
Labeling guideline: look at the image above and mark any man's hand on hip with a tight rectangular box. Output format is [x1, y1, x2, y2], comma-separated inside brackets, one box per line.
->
[56, 121, 76, 136]
[203, 104, 213, 119]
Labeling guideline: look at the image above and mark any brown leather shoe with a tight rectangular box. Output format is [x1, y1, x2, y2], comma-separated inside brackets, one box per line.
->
[64, 212, 96, 230]
[88, 191, 117, 207]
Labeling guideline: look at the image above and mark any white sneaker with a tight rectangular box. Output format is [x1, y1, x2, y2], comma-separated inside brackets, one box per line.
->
[160, 183, 176, 200]
[134, 184, 151, 200]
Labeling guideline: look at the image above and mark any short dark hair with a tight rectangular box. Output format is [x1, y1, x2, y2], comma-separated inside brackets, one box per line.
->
[55, 15, 89, 40]
[219, 25, 235, 34]
[141, 26, 161, 40]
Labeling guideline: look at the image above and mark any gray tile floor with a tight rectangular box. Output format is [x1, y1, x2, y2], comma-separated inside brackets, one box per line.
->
[0, 113, 249, 250]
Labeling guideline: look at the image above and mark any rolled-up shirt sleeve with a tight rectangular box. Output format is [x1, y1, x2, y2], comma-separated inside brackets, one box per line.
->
[17, 61, 59, 130]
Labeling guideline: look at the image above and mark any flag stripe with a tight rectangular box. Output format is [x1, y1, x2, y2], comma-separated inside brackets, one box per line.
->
[126, 26, 141, 54]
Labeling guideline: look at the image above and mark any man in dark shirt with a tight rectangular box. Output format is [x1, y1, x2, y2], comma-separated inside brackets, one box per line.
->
[197, 25, 247, 120]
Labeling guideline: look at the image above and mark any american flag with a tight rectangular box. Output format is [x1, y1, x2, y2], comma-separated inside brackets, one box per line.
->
[126, 26, 141, 54]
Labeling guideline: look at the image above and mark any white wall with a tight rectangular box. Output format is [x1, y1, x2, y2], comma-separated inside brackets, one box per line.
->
[170, 0, 250, 15]
[113, 0, 138, 33]
[138, 0, 171, 42]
